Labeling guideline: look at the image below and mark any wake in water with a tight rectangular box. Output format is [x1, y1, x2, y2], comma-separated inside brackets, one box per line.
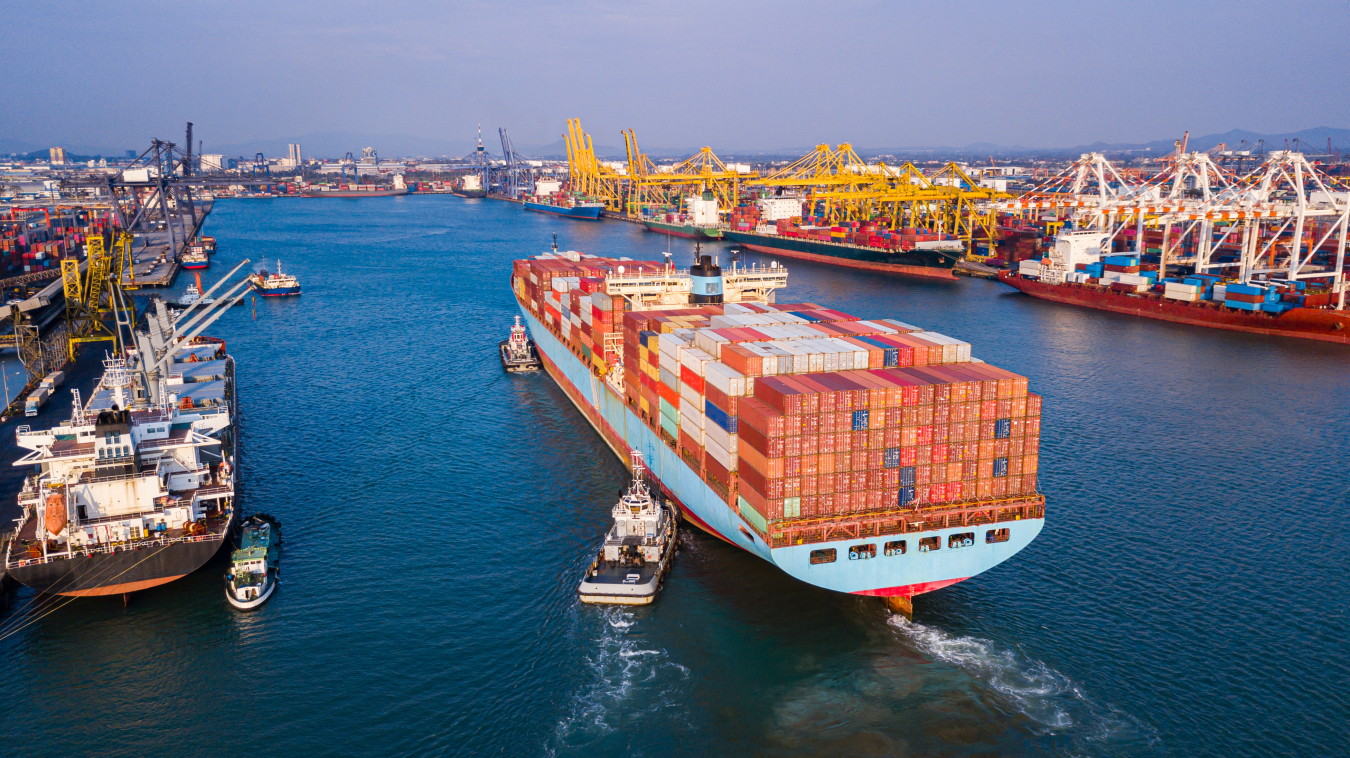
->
[888, 615, 1158, 753]
[546, 606, 692, 755]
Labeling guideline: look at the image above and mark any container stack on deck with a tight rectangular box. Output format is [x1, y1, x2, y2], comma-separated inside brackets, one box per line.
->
[513, 253, 1043, 544]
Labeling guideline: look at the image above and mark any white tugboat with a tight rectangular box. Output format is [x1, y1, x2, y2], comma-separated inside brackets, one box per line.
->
[578, 452, 677, 605]
[250, 260, 301, 297]
[225, 514, 280, 610]
[499, 315, 542, 372]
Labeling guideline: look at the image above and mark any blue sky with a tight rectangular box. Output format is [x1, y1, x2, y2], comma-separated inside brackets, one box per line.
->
[2, 0, 1347, 153]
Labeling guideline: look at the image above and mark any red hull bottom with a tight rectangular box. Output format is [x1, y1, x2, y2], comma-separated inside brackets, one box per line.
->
[1000, 272, 1350, 345]
[737, 242, 958, 280]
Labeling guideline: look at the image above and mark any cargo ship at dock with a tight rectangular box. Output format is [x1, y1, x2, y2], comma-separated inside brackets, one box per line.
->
[2, 293, 242, 599]
[645, 219, 723, 240]
[1003, 229, 1350, 345]
[723, 229, 961, 280]
[301, 186, 408, 198]
[512, 249, 1045, 611]
[523, 193, 604, 220]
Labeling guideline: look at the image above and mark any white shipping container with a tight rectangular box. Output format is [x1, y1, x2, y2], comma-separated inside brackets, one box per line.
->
[877, 318, 921, 333]
[703, 431, 735, 471]
[680, 347, 715, 375]
[703, 418, 738, 455]
[1213, 284, 1228, 302]
[854, 320, 898, 334]
[693, 329, 728, 358]
[679, 381, 702, 410]
[1163, 291, 1202, 302]
[704, 362, 746, 396]
[679, 412, 704, 445]
[657, 333, 684, 358]
[659, 349, 680, 376]
[679, 396, 704, 428]
[1164, 283, 1201, 296]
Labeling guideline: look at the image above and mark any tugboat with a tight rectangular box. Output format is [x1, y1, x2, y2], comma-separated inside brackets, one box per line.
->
[578, 452, 677, 605]
[225, 514, 281, 610]
[499, 315, 542, 372]
[251, 259, 302, 297]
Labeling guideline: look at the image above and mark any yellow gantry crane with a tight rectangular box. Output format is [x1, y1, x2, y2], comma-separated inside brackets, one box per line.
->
[619, 128, 755, 216]
[750, 145, 1009, 249]
[564, 119, 625, 211]
[61, 230, 134, 360]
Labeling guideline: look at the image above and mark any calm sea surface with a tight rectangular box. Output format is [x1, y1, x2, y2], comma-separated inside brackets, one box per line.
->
[1, 196, 1346, 757]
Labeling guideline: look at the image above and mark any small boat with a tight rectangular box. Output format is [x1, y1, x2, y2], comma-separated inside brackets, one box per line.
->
[578, 452, 677, 605]
[171, 283, 215, 309]
[251, 259, 301, 297]
[499, 315, 542, 372]
[225, 514, 281, 610]
[181, 245, 210, 270]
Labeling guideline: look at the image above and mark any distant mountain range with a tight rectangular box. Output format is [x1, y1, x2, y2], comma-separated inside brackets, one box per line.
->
[6, 127, 1348, 162]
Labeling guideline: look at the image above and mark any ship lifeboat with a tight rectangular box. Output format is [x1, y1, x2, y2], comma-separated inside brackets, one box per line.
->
[45, 493, 67, 536]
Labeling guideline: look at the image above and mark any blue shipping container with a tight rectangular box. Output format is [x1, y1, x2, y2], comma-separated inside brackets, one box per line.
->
[995, 418, 1011, 439]
[852, 409, 869, 431]
[993, 458, 1009, 478]
[899, 466, 916, 486]
[703, 399, 738, 433]
[898, 486, 916, 506]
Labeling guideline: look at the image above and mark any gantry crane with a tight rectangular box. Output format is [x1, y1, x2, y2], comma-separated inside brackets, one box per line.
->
[618, 128, 754, 217]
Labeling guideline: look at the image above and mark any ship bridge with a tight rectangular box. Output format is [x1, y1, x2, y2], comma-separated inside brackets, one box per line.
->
[605, 261, 787, 311]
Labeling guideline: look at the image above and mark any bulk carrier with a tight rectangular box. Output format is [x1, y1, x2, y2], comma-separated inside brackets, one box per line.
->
[513, 249, 1045, 614]
[2, 277, 248, 599]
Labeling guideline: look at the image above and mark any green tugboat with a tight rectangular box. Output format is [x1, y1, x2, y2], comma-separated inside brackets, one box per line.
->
[225, 515, 281, 610]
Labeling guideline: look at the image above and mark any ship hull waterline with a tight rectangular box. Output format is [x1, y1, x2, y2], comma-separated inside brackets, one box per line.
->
[724, 231, 960, 281]
[7, 533, 229, 597]
[644, 221, 723, 239]
[999, 271, 1350, 345]
[518, 305, 1044, 599]
[522, 202, 603, 220]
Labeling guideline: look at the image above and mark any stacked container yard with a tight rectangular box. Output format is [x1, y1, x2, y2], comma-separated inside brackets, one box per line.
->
[512, 249, 1047, 607]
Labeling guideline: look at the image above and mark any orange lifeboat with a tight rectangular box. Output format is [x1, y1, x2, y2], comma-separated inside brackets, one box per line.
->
[45, 493, 67, 536]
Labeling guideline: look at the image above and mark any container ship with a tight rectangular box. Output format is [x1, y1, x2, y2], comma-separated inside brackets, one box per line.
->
[3, 296, 240, 598]
[301, 185, 408, 198]
[523, 193, 605, 220]
[719, 203, 964, 280]
[643, 190, 724, 239]
[453, 174, 487, 198]
[512, 249, 1045, 613]
[645, 218, 723, 240]
[1003, 229, 1350, 345]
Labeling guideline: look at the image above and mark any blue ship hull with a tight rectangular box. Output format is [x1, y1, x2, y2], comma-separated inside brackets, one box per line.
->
[522, 201, 603, 220]
[518, 306, 1045, 598]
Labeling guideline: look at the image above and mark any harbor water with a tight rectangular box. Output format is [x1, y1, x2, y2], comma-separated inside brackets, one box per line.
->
[1, 196, 1347, 757]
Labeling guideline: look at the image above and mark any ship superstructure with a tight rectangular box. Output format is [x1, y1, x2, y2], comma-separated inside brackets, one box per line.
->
[512, 247, 1045, 614]
[4, 263, 255, 598]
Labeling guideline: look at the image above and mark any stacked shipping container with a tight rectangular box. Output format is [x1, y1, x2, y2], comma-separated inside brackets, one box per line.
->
[513, 252, 1043, 542]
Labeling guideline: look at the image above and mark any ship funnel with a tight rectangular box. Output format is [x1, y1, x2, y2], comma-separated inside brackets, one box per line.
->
[689, 253, 723, 304]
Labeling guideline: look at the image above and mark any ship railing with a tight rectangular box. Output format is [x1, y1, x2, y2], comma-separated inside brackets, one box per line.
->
[4, 523, 229, 569]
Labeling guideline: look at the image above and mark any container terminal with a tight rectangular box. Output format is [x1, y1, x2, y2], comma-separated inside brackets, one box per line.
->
[512, 247, 1045, 617]
[0, 131, 275, 419]
[457, 120, 1347, 343]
